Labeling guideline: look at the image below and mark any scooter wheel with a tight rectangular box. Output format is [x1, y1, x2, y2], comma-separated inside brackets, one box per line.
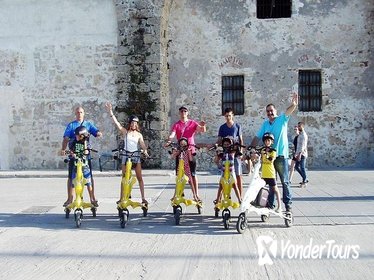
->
[223, 212, 230, 230]
[64, 208, 70, 219]
[74, 210, 83, 228]
[285, 212, 293, 228]
[120, 213, 128, 228]
[197, 205, 202, 214]
[214, 207, 219, 218]
[261, 214, 269, 223]
[142, 206, 148, 217]
[175, 207, 182, 225]
[91, 207, 97, 217]
[236, 213, 247, 234]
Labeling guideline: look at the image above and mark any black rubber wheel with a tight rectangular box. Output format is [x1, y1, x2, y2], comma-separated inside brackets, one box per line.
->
[65, 208, 70, 219]
[74, 210, 82, 228]
[120, 213, 127, 228]
[261, 214, 269, 223]
[223, 212, 230, 229]
[285, 212, 293, 227]
[91, 207, 96, 217]
[175, 208, 182, 225]
[214, 207, 219, 218]
[236, 213, 247, 234]
[142, 206, 148, 217]
[197, 205, 202, 214]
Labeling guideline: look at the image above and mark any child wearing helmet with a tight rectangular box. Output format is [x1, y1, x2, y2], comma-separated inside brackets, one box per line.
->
[213, 137, 242, 204]
[68, 126, 96, 205]
[169, 137, 200, 201]
[261, 132, 282, 212]
[105, 102, 149, 204]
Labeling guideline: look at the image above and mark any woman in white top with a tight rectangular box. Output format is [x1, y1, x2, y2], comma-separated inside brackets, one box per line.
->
[105, 102, 149, 204]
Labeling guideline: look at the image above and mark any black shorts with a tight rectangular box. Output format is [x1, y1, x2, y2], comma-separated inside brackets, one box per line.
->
[263, 178, 276, 187]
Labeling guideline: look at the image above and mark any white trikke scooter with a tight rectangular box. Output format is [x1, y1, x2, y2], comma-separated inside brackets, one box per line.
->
[236, 148, 293, 234]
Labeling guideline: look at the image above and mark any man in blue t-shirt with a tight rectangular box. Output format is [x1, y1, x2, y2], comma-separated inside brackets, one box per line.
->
[250, 93, 298, 212]
[216, 107, 244, 202]
[60, 106, 102, 207]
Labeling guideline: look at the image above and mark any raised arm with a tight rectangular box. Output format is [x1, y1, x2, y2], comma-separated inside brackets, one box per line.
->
[105, 102, 127, 134]
[285, 92, 298, 116]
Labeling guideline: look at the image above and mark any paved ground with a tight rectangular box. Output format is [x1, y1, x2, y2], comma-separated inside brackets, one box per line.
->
[0, 169, 373, 280]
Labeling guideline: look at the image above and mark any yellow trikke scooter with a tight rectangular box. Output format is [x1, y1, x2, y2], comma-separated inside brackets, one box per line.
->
[64, 149, 97, 228]
[168, 138, 202, 225]
[212, 139, 242, 229]
[114, 149, 148, 228]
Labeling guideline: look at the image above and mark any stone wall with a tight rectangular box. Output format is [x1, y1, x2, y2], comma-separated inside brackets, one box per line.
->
[0, 0, 118, 169]
[0, 0, 373, 170]
[113, 0, 170, 168]
[166, 0, 374, 168]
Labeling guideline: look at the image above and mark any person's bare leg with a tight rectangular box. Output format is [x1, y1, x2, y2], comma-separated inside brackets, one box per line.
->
[135, 163, 147, 203]
[191, 176, 200, 200]
[90, 177, 97, 201]
[215, 184, 223, 203]
[274, 186, 282, 211]
[236, 175, 243, 199]
[119, 164, 126, 200]
[233, 184, 241, 203]
[64, 178, 73, 206]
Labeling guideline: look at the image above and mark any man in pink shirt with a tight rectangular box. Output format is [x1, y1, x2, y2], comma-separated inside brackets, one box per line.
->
[166, 106, 206, 201]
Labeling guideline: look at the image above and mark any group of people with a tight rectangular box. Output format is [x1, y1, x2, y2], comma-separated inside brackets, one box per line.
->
[60, 92, 309, 214]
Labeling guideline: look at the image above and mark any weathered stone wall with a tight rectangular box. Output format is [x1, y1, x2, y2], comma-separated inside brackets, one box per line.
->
[0, 0, 118, 169]
[113, 0, 170, 169]
[167, 0, 374, 168]
[1, 0, 373, 170]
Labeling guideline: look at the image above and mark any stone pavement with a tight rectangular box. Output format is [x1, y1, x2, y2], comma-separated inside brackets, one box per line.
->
[0, 169, 373, 279]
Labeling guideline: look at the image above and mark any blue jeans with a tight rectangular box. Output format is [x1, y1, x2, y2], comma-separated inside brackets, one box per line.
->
[268, 156, 292, 207]
[295, 155, 308, 183]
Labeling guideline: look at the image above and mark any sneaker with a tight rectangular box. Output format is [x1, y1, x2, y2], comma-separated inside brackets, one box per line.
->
[285, 205, 292, 212]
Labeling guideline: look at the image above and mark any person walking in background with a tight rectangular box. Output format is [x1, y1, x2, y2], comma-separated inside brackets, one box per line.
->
[295, 121, 309, 187]
[289, 125, 300, 184]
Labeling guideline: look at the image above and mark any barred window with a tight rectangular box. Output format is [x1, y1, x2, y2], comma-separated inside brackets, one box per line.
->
[257, 0, 292, 19]
[222, 75, 244, 115]
[298, 70, 322, 112]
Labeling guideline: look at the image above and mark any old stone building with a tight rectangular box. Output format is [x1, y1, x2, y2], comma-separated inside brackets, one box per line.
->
[0, 0, 373, 170]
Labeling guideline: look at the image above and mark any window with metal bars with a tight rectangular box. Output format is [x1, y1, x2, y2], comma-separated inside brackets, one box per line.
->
[298, 70, 322, 112]
[222, 75, 244, 115]
[257, 0, 292, 19]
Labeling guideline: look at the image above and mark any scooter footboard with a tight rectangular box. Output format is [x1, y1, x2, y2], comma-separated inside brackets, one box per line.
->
[241, 178, 266, 212]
